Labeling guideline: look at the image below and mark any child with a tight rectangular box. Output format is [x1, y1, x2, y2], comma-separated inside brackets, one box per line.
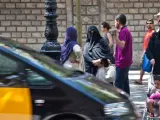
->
[95, 58, 109, 82]
[147, 75, 160, 117]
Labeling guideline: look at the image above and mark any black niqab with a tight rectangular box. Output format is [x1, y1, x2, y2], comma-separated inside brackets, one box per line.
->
[86, 26, 111, 60]
[83, 26, 112, 75]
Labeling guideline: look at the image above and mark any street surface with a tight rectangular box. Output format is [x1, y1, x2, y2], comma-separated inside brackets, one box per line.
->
[129, 70, 149, 117]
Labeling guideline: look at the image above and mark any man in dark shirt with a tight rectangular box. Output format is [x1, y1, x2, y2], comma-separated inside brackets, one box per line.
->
[146, 12, 160, 75]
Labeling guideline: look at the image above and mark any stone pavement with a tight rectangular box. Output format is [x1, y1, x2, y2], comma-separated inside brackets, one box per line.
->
[129, 70, 150, 116]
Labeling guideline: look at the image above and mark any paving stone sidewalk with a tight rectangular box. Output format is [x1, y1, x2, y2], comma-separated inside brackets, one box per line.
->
[129, 70, 150, 116]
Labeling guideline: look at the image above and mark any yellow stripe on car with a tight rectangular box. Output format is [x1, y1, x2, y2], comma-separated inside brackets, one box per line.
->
[0, 88, 32, 120]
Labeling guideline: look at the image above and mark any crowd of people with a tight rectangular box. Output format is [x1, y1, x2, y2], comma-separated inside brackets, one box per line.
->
[60, 12, 160, 99]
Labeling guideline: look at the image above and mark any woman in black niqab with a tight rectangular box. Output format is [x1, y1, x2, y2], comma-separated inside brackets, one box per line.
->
[83, 26, 112, 75]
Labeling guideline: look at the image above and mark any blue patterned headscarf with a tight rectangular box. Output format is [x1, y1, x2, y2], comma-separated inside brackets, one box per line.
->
[60, 27, 78, 64]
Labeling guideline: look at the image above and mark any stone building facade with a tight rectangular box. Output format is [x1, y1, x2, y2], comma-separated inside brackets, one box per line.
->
[0, 0, 160, 66]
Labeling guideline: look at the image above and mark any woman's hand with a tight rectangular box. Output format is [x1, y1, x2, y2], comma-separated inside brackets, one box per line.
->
[92, 59, 101, 66]
[150, 59, 155, 65]
[113, 52, 115, 58]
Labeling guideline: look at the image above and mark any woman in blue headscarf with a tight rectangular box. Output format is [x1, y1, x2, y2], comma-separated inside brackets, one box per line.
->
[60, 27, 83, 71]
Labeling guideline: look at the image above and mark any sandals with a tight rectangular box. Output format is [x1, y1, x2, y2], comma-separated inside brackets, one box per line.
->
[135, 80, 143, 85]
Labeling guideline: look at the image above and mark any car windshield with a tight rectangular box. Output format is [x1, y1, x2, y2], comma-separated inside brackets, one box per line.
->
[0, 37, 84, 78]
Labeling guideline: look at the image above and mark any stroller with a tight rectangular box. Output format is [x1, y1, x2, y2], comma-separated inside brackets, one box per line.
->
[142, 71, 160, 120]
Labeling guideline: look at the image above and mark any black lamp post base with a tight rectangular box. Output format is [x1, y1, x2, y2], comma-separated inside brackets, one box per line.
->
[40, 41, 61, 61]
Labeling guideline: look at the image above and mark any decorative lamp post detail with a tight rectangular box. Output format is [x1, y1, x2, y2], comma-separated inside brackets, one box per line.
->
[40, 0, 61, 62]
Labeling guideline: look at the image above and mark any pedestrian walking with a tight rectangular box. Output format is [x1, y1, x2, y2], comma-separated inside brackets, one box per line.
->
[60, 27, 83, 71]
[101, 22, 115, 64]
[135, 19, 155, 85]
[113, 14, 133, 95]
[83, 26, 112, 75]
[146, 12, 160, 75]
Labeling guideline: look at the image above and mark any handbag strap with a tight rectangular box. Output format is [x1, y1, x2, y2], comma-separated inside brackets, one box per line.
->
[151, 65, 154, 74]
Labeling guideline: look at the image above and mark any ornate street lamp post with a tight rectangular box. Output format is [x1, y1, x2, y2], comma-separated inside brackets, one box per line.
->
[40, 0, 61, 62]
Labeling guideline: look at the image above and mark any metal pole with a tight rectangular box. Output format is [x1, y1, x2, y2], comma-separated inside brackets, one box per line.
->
[41, 0, 61, 62]
[76, 0, 82, 47]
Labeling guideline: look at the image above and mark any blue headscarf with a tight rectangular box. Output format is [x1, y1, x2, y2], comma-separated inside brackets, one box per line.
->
[60, 27, 78, 64]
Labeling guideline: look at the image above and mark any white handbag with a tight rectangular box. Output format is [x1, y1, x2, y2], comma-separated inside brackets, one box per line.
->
[105, 64, 116, 83]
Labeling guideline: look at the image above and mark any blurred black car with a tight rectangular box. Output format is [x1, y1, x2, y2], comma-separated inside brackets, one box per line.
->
[0, 37, 139, 120]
